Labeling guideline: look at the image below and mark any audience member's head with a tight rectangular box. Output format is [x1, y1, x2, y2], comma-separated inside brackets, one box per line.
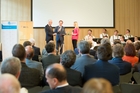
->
[113, 39, 121, 45]
[100, 38, 110, 45]
[82, 78, 113, 93]
[45, 63, 67, 89]
[45, 41, 55, 53]
[87, 40, 93, 48]
[97, 44, 112, 61]
[60, 50, 76, 68]
[120, 35, 125, 41]
[112, 44, 124, 58]
[12, 44, 26, 62]
[1, 57, 21, 78]
[134, 41, 140, 51]
[0, 74, 21, 93]
[126, 39, 133, 44]
[134, 36, 139, 42]
[23, 41, 32, 47]
[124, 43, 136, 57]
[29, 38, 35, 46]
[78, 41, 90, 54]
[25, 46, 34, 59]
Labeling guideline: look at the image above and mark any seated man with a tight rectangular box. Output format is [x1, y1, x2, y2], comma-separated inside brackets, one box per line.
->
[0, 74, 21, 93]
[42, 41, 60, 70]
[124, 29, 133, 39]
[83, 43, 119, 86]
[60, 50, 82, 87]
[110, 30, 120, 46]
[100, 28, 109, 38]
[25, 46, 44, 80]
[29, 38, 41, 61]
[41, 63, 82, 93]
[71, 41, 96, 76]
[1, 57, 28, 93]
[12, 44, 41, 88]
[109, 44, 131, 75]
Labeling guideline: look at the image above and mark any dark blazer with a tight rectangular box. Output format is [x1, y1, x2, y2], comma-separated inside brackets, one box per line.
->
[25, 58, 44, 80]
[19, 62, 41, 88]
[40, 85, 82, 93]
[32, 46, 41, 61]
[54, 26, 66, 43]
[65, 68, 82, 87]
[45, 24, 54, 43]
[71, 54, 96, 76]
[83, 60, 119, 86]
[42, 54, 60, 70]
[109, 57, 132, 75]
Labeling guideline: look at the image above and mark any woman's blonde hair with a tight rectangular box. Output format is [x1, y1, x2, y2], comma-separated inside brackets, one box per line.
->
[82, 78, 113, 93]
[74, 21, 79, 28]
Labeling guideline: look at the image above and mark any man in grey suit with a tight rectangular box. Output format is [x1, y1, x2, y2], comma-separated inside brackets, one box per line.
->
[54, 20, 66, 54]
[25, 46, 44, 80]
[71, 40, 96, 76]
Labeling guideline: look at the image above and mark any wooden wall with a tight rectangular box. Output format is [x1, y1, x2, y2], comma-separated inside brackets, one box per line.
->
[1, 0, 140, 52]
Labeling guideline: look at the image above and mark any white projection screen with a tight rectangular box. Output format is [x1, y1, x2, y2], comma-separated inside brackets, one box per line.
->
[32, 0, 114, 27]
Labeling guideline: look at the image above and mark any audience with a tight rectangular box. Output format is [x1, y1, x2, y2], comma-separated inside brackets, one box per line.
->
[42, 41, 60, 70]
[60, 50, 82, 87]
[29, 38, 41, 61]
[0, 74, 21, 93]
[71, 41, 96, 76]
[83, 43, 119, 86]
[109, 44, 131, 75]
[41, 63, 82, 93]
[100, 38, 110, 45]
[42, 45, 48, 58]
[134, 41, 140, 57]
[82, 78, 113, 93]
[12, 44, 41, 88]
[25, 46, 44, 80]
[23, 41, 32, 47]
[122, 43, 139, 67]
[1, 57, 28, 93]
[120, 35, 126, 44]
[134, 36, 140, 43]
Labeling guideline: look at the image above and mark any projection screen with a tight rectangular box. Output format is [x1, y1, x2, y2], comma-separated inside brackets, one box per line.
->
[32, 0, 114, 27]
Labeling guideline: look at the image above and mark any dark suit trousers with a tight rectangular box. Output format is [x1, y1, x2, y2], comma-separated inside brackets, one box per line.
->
[56, 39, 63, 54]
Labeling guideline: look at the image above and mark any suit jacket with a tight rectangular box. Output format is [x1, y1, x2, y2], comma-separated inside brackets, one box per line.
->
[19, 62, 41, 88]
[42, 54, 60, 70]
[65, 68, 82, 87]
[71, 54, 96, 76]
[83, 60, 119, 86]
[32, 46, 41, 61]
[109, 57, 132, 75]
[25, 58, 44, 80]
[40, 85, 82, 93]
[45, 24, 54, 42]
[54, 26, 66, 43]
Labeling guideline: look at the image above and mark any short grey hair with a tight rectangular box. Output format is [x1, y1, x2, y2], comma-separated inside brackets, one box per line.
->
[100, 38, 110, 45]
[1, 57, 21, 76]
[78, 40, 90, 54]
[61, 50, 76, 68]
[112, 44, 124, 58]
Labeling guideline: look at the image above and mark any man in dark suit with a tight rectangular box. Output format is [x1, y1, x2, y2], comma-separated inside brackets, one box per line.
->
[25, 46, 44, 80]
[42, 41, 60, 70]
[29, 38, 41, 61]
[71, 41, 96, 76]
[12, 44, 41, 88]
[109, 44, 131, 75]
[40, 63, 82, 93]
[54, 20, 66, 54]
[61, 50, 82, 87]
[45, 19, 54, 43]
[83, 43, 119, 86]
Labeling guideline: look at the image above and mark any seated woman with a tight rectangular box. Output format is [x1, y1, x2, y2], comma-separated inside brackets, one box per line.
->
[82, 78, 113, 93]
[60, 50, 82, 87]
[109, 44, 131, 75]
[122, 43, 139, 67]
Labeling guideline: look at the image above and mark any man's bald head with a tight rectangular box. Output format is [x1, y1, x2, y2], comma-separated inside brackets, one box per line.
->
[48, 19, 52, 26]
[46, 63, 67, 82]
[0, 74, 20, 93]
[25, 46, 34, 59]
